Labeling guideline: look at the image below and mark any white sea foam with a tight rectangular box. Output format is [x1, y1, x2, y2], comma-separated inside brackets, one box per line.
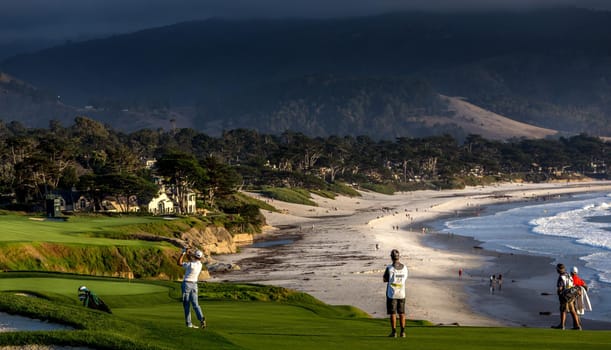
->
[582, 252, 611, 284]
[530, 202, 611, 251]
[527, 198, 611, 281]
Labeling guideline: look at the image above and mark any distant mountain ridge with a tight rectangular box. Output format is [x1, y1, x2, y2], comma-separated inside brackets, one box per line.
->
[0, 72, 558, 141]
[1, 8, 611, 139]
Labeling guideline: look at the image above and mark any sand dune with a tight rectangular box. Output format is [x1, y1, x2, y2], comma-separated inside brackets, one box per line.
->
[422, 96, 558, 140]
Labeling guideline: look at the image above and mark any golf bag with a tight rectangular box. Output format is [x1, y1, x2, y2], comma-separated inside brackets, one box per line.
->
[560, 286, 581, 304]
[78, 286, 112, 314]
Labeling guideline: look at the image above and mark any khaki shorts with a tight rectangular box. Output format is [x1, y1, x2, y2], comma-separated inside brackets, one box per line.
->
[386, 298, 406, 315]
[559, 297, 576, 313]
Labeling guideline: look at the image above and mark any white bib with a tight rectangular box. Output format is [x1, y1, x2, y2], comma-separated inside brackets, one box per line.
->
[386, 264, 408, 299]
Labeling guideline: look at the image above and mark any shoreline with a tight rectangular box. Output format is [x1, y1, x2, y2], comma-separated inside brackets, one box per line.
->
[212, 181, 611, 329]
[421, 231, 611, 329]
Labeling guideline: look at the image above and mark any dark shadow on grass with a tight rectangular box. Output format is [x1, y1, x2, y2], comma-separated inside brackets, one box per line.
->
[229, 332, 412, 339]
[227, 332, 332, 337]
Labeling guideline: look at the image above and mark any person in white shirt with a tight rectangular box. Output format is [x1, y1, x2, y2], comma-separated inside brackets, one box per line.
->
[178, 248, 206, 329]
[383, 249, 409, 338]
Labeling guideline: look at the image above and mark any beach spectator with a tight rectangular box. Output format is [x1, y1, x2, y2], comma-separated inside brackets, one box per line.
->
[552, 263, 581, 330]
[458, 268, 463, 280]
[489, 275, 496, 294]
[178, 248, 207, 329]
[383, 249, 409, 338]
[497, 274, 503, 291]
[571, 266, 592, 315]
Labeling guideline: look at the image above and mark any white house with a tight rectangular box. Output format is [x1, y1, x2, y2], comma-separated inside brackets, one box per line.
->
[181, 191, 197, 214]
[147, 191, 175, 215]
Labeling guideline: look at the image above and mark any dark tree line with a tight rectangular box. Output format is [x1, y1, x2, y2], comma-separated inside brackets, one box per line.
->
[1, 117, 609, 211]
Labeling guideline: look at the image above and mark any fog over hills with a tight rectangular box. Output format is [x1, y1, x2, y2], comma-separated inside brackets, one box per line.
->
[1, 8, 611, 139]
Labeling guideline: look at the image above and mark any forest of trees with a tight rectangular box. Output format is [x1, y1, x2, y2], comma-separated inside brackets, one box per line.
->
[1, 117, 609, 214]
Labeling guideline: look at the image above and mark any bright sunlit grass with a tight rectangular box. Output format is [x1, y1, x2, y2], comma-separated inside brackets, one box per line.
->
[0, 213, 172, 247]
[1, 273, 610, 350]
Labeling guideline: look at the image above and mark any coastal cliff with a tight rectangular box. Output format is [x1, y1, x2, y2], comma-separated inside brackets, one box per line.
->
[182, 226, 253, 255]
[0, 217, 254, 280]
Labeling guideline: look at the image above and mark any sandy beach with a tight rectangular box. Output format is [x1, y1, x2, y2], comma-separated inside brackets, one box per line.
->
[212, 181, 611, 329]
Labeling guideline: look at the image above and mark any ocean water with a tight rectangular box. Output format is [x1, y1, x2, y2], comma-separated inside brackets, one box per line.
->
[432, 192, 611, 322]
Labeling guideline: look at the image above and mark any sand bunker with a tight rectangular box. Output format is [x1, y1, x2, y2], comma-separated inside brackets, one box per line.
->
[0, 312, 74, 333]
[0, 312, 93, 350]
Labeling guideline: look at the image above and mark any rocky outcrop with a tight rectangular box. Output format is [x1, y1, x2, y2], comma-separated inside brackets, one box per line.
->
[178, 227, 252, 279]
[180, 227, 253, 256]
[232, 233, 254, 246]
[207, 262, 241, 273]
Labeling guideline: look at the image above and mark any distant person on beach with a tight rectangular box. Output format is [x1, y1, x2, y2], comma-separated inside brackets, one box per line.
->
[458, 268, 462, 280]
[489, 275, 496, 294]
[571, 266, 592, 315]
[383, 249, 409, 338]
[497, 274, 503, 291]
[178, 248, 207, 329]
[552, 263, 582, 330]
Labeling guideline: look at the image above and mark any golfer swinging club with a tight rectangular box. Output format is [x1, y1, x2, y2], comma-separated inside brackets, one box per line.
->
[178, 247, 206, 329]
[383, 249, 408, 338]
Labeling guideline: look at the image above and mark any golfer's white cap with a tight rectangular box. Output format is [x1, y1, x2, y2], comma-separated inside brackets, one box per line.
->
[195, 250, 203, 258]
[572, 266, 579, 274]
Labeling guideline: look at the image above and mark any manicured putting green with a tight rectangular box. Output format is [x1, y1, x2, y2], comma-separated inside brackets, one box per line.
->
[0, 277, 166, 296]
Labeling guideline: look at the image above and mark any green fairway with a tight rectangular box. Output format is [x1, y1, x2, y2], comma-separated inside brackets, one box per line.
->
[0, 214, 166, 246]
[0, 277, 166, 296]
[1, 273, 611, 350]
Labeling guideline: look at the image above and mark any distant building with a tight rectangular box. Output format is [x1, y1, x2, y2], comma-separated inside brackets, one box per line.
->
[53, 171, 198, 215]
[181, 191, 197, 214]
[55, 189, 93, 213]
[143, 158, 157, 169]
[147, 191, 175, 215]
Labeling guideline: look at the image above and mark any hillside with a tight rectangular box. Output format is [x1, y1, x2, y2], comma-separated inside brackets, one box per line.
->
[1, 71, 560, 140]
[0, 72, 73, 127]
[0, 71, 186, 131]
[435, 96, 557, 140]
[195, 76, 562, 140]
[2, 8, 611, 138]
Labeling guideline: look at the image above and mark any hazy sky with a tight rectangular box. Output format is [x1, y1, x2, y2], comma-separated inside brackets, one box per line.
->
[1, 0, 610, 42]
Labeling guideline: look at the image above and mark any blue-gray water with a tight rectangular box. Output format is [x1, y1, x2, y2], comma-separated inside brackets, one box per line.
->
[430, 192, 611, 322]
